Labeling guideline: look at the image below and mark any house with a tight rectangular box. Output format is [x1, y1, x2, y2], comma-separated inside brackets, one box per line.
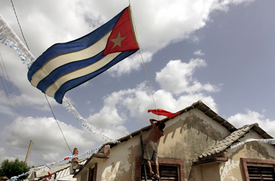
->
[73, 100, 275, 181]
[28, 159, 87, 181]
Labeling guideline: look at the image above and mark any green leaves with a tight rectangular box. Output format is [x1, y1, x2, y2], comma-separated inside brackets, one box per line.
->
[0, 159, 30, 180]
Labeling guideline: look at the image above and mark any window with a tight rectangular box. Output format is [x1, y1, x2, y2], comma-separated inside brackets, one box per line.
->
[141, 164, 179, 181]
[241, 158, 275, 181]
[135, 157, 184, 181]
[88, 163, 97, 181]
[247, 165, 275, 181]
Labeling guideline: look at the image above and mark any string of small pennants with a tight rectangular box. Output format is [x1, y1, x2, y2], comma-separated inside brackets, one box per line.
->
[0, 14, 116, 143]
[10, 148, 97, 180]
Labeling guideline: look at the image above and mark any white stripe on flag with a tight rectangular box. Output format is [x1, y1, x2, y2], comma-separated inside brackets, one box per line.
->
[45, 52, 120, 97]
[30, 31, 112, 87]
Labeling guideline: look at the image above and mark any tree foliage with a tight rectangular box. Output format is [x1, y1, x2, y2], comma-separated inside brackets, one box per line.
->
[0, 159, 30, 180]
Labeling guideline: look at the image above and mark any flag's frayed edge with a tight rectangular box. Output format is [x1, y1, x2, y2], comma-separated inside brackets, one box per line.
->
[230, 138, 275, 149]
[0, 14, 116, 143]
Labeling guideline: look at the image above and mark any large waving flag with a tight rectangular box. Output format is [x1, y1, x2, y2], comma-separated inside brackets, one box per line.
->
[28, 6, 139, 104]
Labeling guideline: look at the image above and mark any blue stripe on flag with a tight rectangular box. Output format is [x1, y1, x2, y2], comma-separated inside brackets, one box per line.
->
[36, 51, 105, 93]
[54, 50, 137, 103]
[27, 7, 126, 81]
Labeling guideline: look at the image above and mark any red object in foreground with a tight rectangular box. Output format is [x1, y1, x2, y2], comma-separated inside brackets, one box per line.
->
[45, 172, 52, 179]
[64, 157, 70, 160]
[148, 109, 180, 118]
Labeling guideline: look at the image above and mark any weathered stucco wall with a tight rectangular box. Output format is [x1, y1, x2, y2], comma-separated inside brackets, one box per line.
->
[219, 130, 275, 181]
[76, 108, 232, 181]
[96, 133, 146, 181]
[190, 163, 221, 181]
[158, 108, 230, 181]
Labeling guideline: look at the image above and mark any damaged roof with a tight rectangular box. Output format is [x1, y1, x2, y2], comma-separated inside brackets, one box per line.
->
[199, 123, 273, 159]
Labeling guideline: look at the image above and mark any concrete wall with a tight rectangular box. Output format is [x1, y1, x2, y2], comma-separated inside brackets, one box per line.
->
[75, 108, 234, 181]
[219, 130, 275, 181]
[97, 134, 143, 181]
[188, 129, 275, 181]
[160, 109, 230, 180]
[191, 163, 221, 181]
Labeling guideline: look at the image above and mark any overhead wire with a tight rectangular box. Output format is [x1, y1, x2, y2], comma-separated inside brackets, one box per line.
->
[0, 54, 21, 117]
[7, 0, 158, 163]
[0, 53, 29, 143]
[32, 142, 56, 162]
[45, 95, 72, 154]
[9, 0, 73, 157]
[10, 0, 30, 50]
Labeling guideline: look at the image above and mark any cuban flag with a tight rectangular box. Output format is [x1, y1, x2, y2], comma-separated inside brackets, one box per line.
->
[28, 6, 139, 104]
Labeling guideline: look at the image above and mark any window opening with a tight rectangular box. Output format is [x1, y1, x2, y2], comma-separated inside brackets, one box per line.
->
[141, 164, 179, 181]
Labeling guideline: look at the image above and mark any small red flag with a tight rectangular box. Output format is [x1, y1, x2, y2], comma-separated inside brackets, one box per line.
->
[45, 172, 52, 179]
[148, 109, 180, 118]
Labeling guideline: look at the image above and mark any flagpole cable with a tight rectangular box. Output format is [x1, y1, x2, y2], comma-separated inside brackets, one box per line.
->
[128, 3, 160, 119]
[10, 0, 73, 154]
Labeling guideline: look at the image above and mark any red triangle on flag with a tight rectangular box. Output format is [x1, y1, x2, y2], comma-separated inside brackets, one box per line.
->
[102, 7, 139, 56]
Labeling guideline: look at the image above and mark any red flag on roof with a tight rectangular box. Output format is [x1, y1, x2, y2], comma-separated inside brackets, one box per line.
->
[148, 109, 180, 118]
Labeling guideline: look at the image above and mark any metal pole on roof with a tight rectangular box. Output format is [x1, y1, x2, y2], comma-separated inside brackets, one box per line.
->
[24, 140, 33, 164]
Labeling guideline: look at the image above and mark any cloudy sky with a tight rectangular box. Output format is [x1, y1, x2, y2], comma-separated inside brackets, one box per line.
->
[0, 0, 274, 168]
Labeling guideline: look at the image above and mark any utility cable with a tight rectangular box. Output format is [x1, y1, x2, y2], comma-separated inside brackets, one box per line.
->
[45, 95, 72, 154]
[0, 53, 30, 143]
[9, 0, 72, 154]
[10, 0, 30, 50]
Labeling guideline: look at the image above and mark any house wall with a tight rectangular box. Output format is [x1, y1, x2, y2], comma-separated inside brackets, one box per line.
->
[76, 108, 232, 181]
[80, 171, 88, 181]
[96, 133, 145, 181]
[219, 130, 275, 181]
[159, 108, 230, 180]
[191, 163, 221, 181]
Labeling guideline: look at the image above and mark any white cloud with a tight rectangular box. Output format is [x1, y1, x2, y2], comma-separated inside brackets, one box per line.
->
[156, 59, 220, 94]
[108, 51, 153, 77]
[1, 116, 96, 163]
[0, 0, 253, 109]
[0, 147, 16, 161]
[0, 0, 256, 166]
[212, 0, 255, 11]
[0, 46, 55, 110]
[194, 50, 205, 56]
[87, 58, 220, 132]
[228, 109, 275, 138]
[0, 90, 14, 115]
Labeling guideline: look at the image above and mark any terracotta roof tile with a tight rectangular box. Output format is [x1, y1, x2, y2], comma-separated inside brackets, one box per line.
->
[198, 124, 257, 159]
